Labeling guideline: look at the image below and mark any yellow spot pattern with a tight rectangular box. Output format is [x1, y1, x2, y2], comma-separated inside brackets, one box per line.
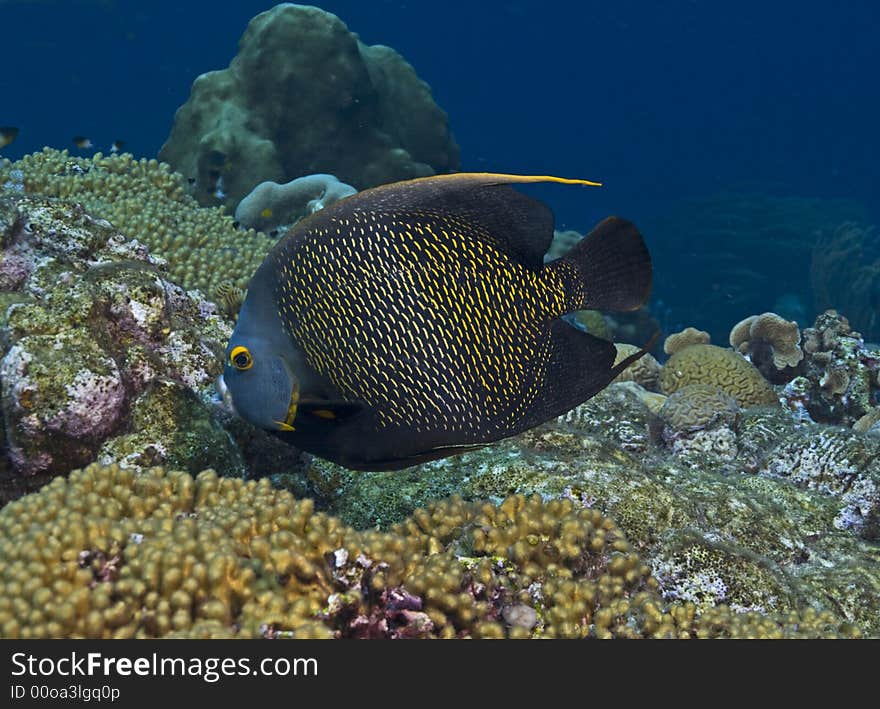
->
[274, 209, 571, 435]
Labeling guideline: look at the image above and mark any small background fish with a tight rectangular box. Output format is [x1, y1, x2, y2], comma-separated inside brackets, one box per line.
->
[0, 127, 19, 149]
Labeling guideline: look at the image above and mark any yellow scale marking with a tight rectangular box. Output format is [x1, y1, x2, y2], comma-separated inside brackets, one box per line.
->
[276, 209, 567, 432]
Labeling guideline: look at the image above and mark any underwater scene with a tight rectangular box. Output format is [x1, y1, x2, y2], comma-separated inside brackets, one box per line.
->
[0, 0, 878, 639]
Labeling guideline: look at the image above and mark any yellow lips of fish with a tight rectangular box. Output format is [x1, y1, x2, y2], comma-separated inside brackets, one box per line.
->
[273, 378, 300, 431]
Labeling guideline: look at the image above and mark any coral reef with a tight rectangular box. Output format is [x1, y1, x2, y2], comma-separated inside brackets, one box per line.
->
[234, 174, 357, 233]
[660, 342, 778, 407]
[729, 312, 803, 384]
[648, 191, 870, 342]
[781, 310, 879, 426]
[0, 194, 246, 484]
[811, 222, 880, 341]
[613, 342, 661, 391]
[0, 464, 860, 639]
[303, 379, 880, 635]
[158, 4, 459, 211]
[760, 426, 880, 541]
[664, 327, 711, 355]
[0, 148, 274, 299]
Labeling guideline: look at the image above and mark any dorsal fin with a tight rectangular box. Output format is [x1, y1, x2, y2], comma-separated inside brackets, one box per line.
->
[293, 173, 601, 272]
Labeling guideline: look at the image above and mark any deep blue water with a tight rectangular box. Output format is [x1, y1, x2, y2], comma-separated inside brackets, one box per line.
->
[2, 0, 878, 336]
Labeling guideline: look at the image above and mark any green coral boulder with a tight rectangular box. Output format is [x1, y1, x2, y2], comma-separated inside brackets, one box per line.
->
[158, 3, 459, 211]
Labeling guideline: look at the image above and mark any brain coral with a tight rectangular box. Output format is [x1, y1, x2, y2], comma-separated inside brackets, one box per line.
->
[613, 342, 661, 391]
[658, 384, 739, 433]
[660, 344, 779, 407]
[0, 464, 855, 639]
[0, 148, 273, 299]
[158, 3, 459, 211]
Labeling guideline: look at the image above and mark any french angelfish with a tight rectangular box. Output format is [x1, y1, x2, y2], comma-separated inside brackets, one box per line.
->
[222, 173, 652, 470]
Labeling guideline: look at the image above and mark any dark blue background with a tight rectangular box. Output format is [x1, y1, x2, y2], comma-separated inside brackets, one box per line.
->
[1, 0, 877, 231]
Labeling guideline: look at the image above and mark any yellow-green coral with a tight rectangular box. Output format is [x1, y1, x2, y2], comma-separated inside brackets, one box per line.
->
[0, 464, 860, 639]
[0, 148, 275, 299]
[661, 344, 778, 407]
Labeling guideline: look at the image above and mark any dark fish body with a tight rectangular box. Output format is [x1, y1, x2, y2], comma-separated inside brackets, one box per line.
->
[223, 173, 652, 470]
[0, 127, 18, 149]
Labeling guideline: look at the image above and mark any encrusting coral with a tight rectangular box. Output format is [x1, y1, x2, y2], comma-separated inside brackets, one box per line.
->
[0, 148, 274, 299]
[0, 193, 247, 483]
[158, 3, 459, 211]
[0, 464, 860, 639]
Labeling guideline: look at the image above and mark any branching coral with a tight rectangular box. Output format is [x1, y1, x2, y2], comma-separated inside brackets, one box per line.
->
[0, 464, 858, 639]
[0, 148, 274, 299]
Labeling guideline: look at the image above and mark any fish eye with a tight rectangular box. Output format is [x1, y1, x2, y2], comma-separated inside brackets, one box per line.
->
[230, 345, 253, 371]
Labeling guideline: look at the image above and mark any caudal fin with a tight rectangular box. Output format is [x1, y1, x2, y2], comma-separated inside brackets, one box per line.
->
[551, 216, 652, 312]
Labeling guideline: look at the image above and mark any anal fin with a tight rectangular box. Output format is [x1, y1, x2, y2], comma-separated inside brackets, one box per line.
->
[517, 320, 626, 430]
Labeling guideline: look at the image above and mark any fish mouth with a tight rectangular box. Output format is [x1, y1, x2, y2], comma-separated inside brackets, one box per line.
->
[215, 374, 236, 413]
[273, 361, 300, 432]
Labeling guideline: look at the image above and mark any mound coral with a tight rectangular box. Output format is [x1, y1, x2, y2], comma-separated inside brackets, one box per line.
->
[655, 384, 740, 464]
[664, 327, 711, 355]
[660, 343, 778, 407]
[658, 384, 739, 435]
[158, 4, 459, 211]
[0, 148, 274, 299]
[0, 464, 859, 639]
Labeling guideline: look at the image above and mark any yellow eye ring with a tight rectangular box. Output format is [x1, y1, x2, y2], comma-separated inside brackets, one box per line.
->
[230, 345, 253, 371]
